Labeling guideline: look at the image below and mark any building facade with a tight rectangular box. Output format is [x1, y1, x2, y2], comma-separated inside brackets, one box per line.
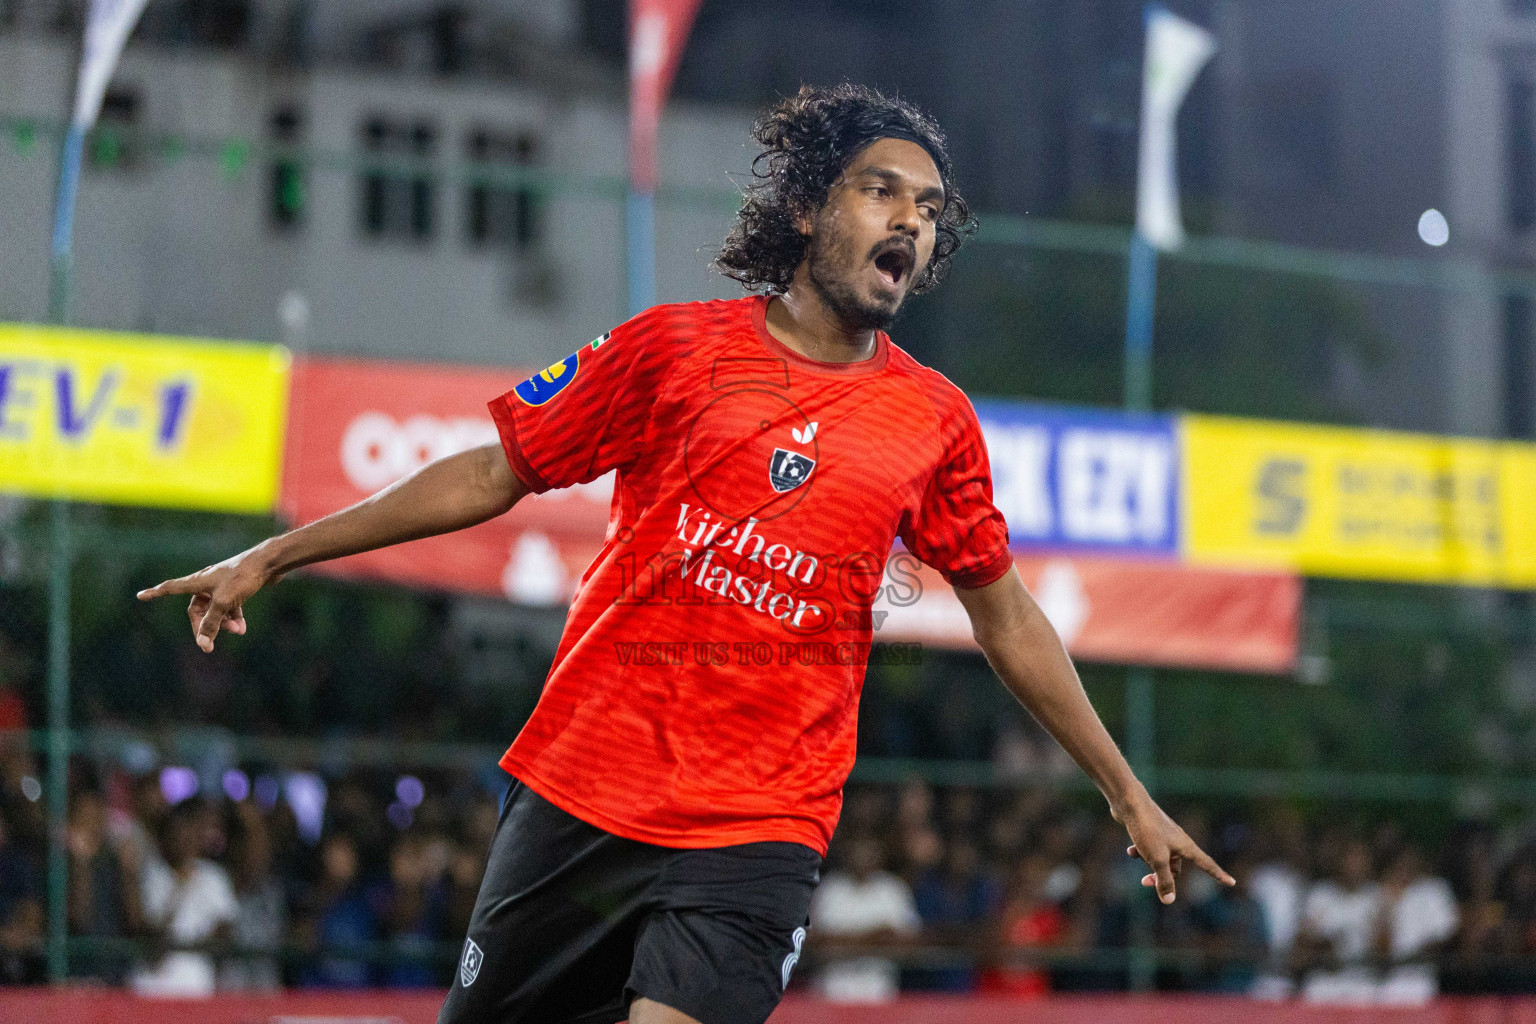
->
[0, 19, 748, 368]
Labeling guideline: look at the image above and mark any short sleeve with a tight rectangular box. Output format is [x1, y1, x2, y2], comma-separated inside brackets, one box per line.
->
[488, 308, 662, 494]
[897, 394, 1013, 589]
[1392, 882, 1459, 958]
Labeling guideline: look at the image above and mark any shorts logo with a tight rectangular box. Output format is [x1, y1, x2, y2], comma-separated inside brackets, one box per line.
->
[459, 937, 484, 987]
[781, 926, 807, 989]
[513, 352, 580, 407]
[769, 449, 816, 493]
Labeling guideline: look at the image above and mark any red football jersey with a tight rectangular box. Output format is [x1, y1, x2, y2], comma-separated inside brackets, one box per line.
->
[488, 295, 1012, 854]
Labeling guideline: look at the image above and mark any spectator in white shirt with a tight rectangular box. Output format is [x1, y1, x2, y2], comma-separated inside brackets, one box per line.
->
[808, 835, 920, 1002]
[131, 799, 238, 997]
[1296, 839, 1381, 1004]
[1375, 845, 1459, 1005]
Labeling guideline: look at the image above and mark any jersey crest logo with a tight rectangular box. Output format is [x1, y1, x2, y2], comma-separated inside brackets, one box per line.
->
[769, 448, 816, 493]
[781, 926, 807, 989]
[459, 937, 484, 987]
[514, 352, 580, 406]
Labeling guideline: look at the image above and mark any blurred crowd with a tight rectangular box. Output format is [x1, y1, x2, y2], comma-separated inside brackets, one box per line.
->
[2, 736, 1536, 1003]
[0, 738, 504, 994]
[812, 781, 1536, 1003]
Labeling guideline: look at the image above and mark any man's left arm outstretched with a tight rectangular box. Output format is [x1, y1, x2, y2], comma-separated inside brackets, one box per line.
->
[953, 566, 1236, 904]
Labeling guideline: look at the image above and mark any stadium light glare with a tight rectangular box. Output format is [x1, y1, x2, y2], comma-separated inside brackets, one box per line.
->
[254, 775, 281, 809]
[396, 775, 425, 808]
[223, 769, 251, 802]
[1418, 208, 1450, 246]
[283, 771, 327, 843]
[386, 801, 414, 830]
[159, 766, 198, 805]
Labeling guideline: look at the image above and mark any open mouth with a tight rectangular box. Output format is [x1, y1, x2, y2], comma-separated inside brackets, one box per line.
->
[873, 246, 914, 288]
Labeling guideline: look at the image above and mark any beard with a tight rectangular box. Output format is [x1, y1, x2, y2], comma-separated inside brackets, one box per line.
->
[803, 215, 904, 332]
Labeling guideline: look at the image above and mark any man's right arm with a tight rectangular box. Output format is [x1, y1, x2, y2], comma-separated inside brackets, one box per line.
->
[137, 442, 530, 651]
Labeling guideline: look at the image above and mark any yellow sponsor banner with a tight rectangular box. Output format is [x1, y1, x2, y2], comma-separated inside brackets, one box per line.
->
[0, 324, 289, 512]
[1182, 414, 1536, 588]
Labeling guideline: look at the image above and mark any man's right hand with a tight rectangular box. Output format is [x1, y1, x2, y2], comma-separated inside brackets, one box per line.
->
[137, 546, 277, 653]
[135, 442, 529, 653]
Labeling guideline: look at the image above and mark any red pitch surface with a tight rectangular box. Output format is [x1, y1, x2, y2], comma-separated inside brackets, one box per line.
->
[4, 991, 1536, 1023]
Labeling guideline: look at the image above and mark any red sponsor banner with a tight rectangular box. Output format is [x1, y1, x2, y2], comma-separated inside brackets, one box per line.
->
[628, 0, 705, 191]
[882, 554, 1299, 674]
[282, 356, 613, 605]
[282, 357, 1299, 672]
[3, 991, 1534, 1024]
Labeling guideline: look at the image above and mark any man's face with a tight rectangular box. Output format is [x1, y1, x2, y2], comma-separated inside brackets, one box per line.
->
[799, 138, 944, 331]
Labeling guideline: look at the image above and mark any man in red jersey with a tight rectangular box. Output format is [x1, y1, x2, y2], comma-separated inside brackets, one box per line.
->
[140, 84, 1232, 1024]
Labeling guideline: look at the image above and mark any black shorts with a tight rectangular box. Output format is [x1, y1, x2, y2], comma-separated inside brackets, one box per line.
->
[437, 779, 822, 1024]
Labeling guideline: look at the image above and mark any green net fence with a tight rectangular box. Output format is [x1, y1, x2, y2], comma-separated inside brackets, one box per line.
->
[3, 114, 1536, 993]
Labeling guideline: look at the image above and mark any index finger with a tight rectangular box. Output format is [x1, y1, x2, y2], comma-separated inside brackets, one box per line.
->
[1184, 842, 1237, 887]
[137, 574, 208, 601]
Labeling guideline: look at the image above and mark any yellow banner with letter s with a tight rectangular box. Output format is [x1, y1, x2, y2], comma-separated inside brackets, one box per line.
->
[1182, 414, 1536, 588]
[0, 324, 289, 512]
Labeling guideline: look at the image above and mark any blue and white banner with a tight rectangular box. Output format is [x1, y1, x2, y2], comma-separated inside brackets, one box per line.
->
[975, 400, 1180, 558]
[52, 0, 150, 266]
[71, 0, 150, 131]
[1135, 7, 1216, 251]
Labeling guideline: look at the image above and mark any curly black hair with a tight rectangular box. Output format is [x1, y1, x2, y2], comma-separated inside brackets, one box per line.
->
[715, 84, 976, 295]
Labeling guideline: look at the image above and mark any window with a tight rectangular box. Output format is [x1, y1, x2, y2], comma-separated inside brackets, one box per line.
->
[464, 129, 541, 251]
[269, 105, 306, 231]
[88, 87, 141, 171]
[358, 116, 437, 241]
[1507, 76, 1536, 232]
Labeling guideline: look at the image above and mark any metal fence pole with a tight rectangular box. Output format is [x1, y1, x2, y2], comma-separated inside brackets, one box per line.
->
[42, 122, 87, 984]
[1123, 228, 1159, 991]
[626, 188, 656, 317]
[1124, 232, 1157, 414]
[45, 502, 70, 982]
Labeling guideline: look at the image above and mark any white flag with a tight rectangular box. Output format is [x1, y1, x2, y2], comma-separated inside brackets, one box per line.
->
[70, 0, 150, 131]
[1135, 7, 1216, 251]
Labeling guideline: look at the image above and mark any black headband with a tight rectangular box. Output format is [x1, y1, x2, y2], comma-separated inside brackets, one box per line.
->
[850, 129, 948, 177]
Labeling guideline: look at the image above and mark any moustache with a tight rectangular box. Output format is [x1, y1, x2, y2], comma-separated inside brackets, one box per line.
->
[867, 236, 917, 263]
